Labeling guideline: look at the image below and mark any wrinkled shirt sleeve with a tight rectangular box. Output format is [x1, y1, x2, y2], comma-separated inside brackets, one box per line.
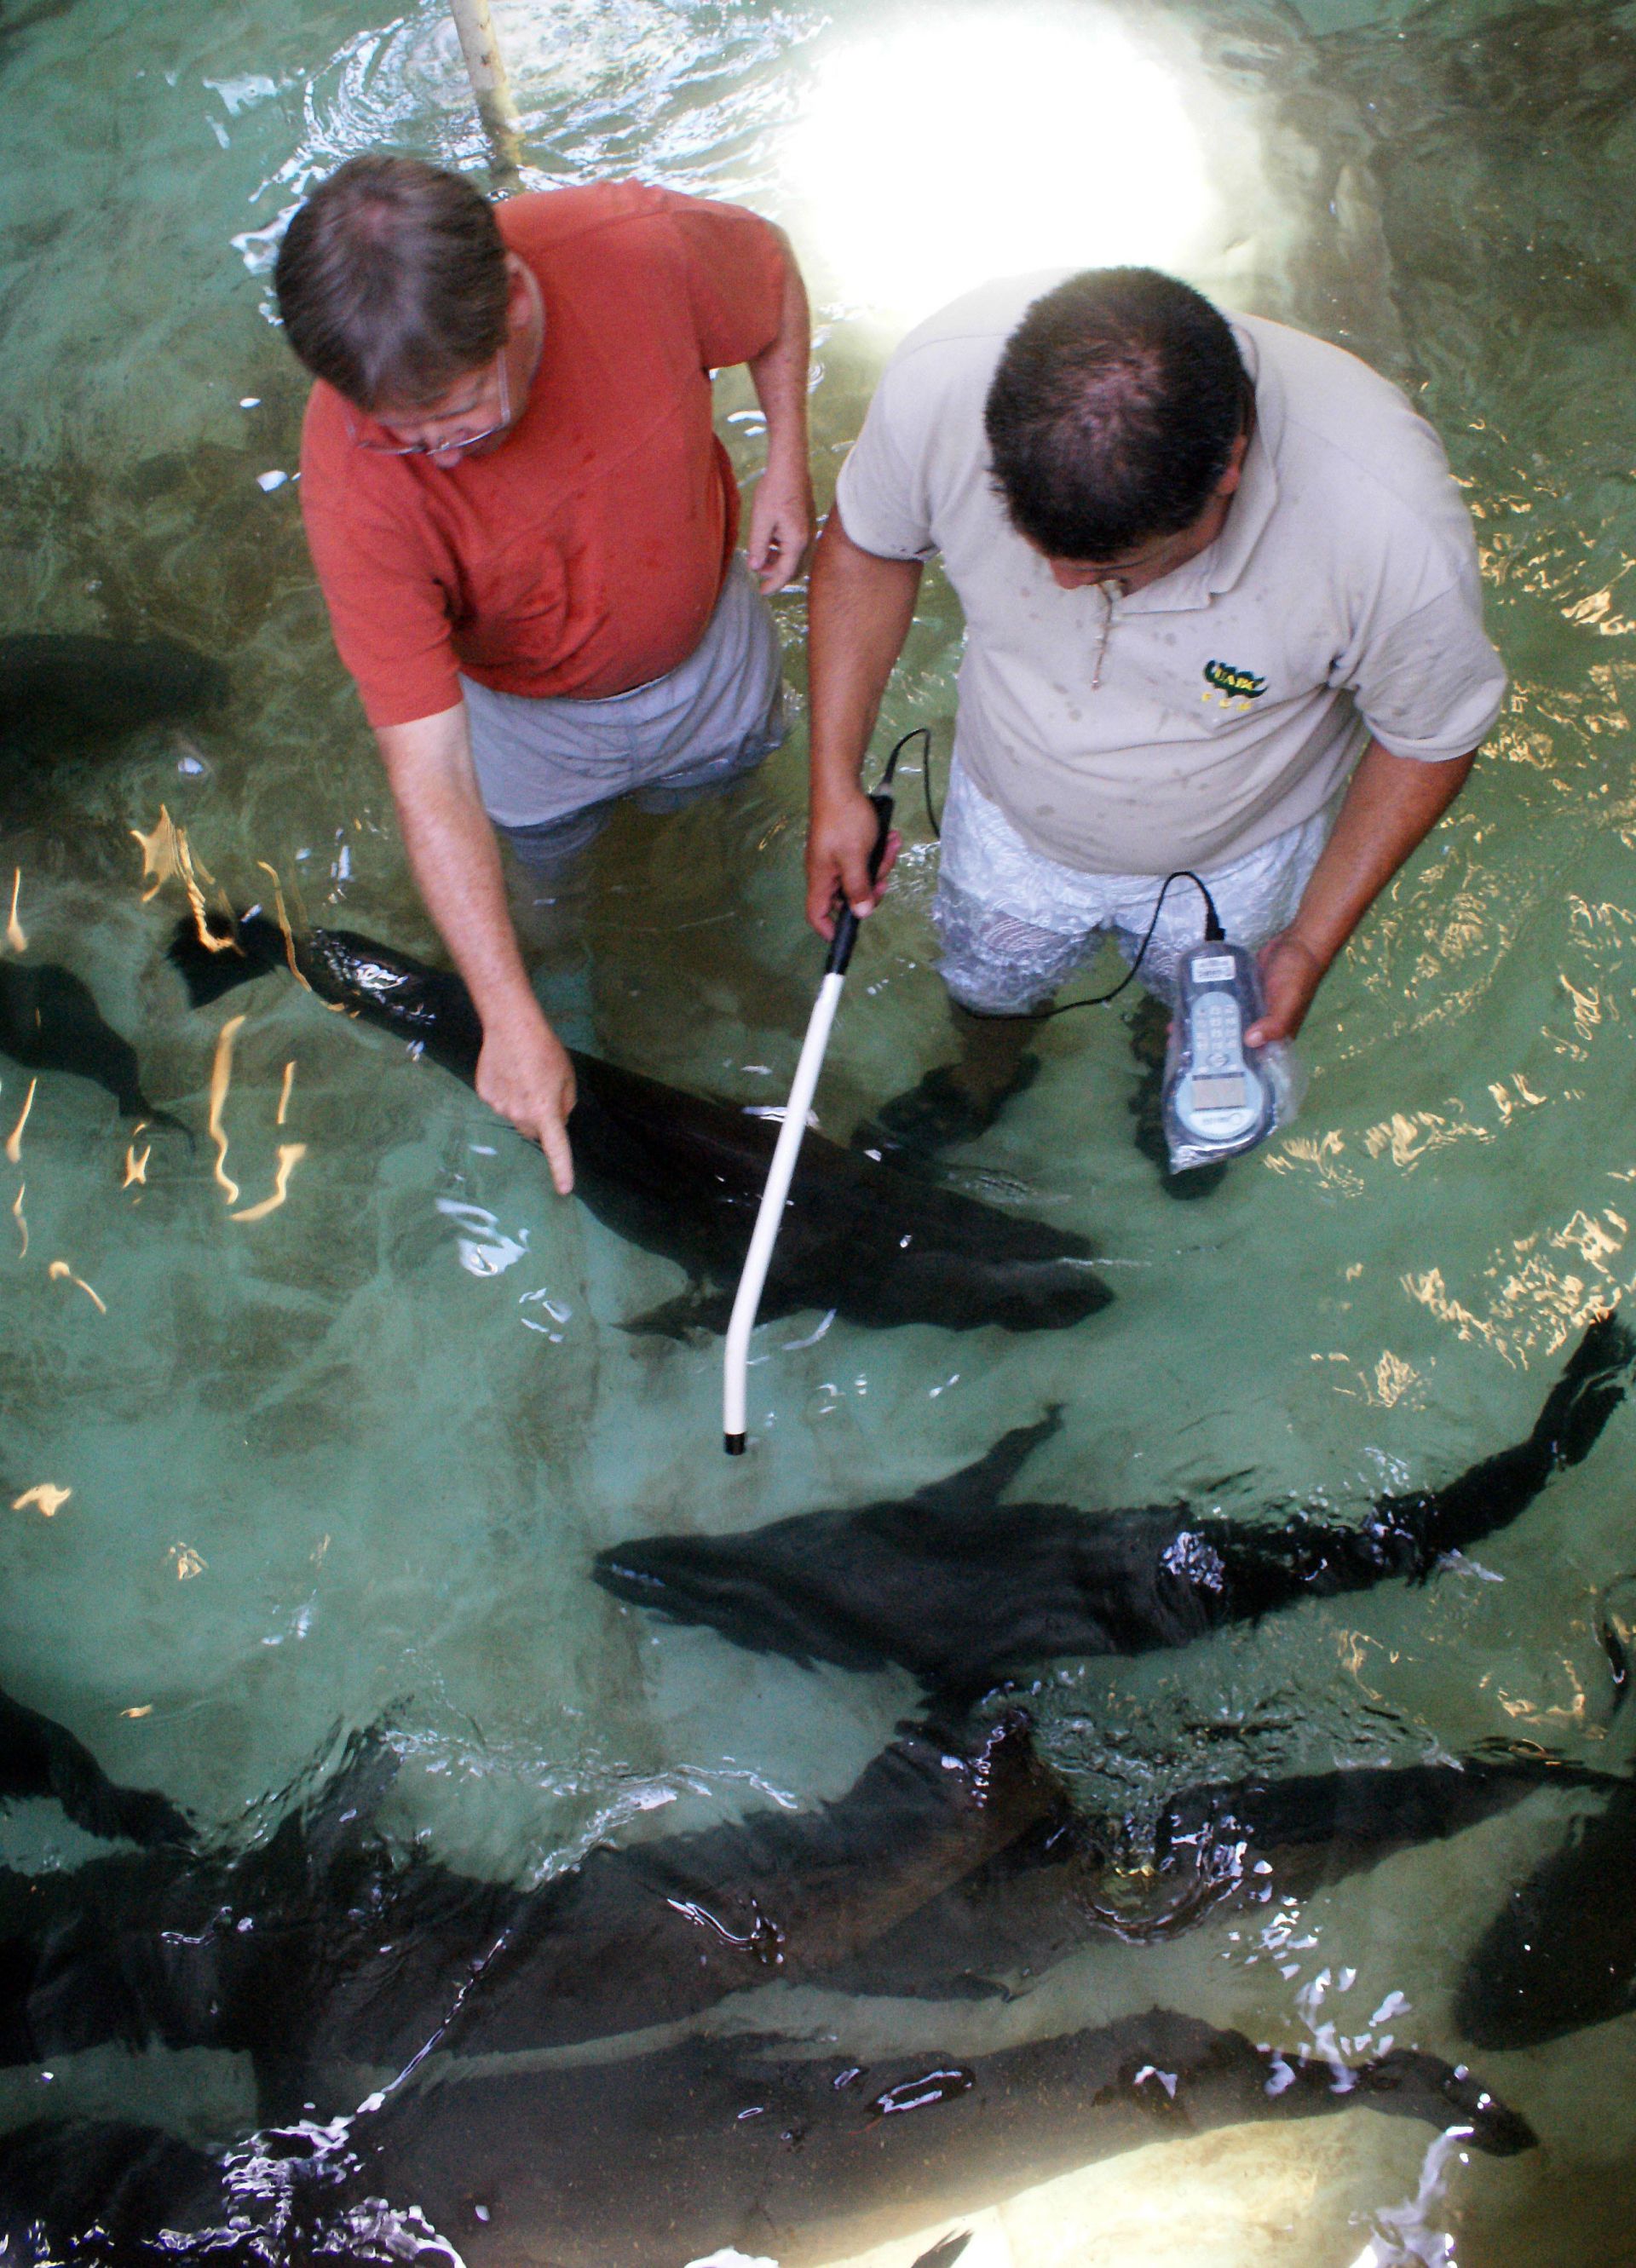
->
[833, 357, 941, 561]
[662, 193, 789, 372]
[1343, 577, 1508, 762]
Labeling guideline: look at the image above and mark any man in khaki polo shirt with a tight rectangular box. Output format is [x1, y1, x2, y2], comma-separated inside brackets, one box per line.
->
[805, 267, 1506, 1180]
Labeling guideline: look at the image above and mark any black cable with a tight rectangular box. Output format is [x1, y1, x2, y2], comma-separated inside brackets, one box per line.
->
[874, 724, 930, 804]
[877, 724, 1224, 1017]
[1002, 869, 1223, 1020]
[902, 724, 1228, 1018]
[919, 728, 942, 839]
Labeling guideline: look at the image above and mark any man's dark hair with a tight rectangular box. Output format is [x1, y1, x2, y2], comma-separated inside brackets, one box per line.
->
[274, 155, 509, 411]
[983, 268, 1248, 562]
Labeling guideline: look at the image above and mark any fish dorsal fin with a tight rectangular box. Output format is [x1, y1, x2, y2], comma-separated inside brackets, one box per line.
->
[912, 2235, 974, 2268]
[908, 1408, 1064, 1518]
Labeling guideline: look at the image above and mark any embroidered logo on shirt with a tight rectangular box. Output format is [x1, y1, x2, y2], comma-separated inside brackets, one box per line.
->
[1202, 659, 1268, 701]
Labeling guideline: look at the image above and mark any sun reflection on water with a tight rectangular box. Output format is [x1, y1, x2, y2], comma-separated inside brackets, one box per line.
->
[781, 7, 1224, 321]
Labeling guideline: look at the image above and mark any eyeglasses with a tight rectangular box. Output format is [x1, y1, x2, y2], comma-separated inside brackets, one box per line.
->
[347, 348, 511, 458]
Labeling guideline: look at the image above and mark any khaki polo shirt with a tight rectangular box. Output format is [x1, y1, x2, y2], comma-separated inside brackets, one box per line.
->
[834, 274, 1507, 876]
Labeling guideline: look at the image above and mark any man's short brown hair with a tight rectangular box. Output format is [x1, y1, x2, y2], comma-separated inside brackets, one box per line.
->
[983, 268, 1247, 562]
[274, 154, 510, 411]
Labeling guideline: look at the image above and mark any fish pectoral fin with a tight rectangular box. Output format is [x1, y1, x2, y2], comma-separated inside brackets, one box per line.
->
[619, 1287, 735, 1340]
[143, 1105, 195, 1148]
[912, 1405, 1066, 1514]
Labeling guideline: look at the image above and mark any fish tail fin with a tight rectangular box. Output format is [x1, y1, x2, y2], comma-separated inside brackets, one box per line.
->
[1396, 1312, 1636, 1566]
[166, 907, 284, 1008]
[1532, 1311, 1636, 1471]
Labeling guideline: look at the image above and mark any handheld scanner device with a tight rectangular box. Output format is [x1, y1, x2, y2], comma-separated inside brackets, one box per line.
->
[1162, 940, 1276, 1162]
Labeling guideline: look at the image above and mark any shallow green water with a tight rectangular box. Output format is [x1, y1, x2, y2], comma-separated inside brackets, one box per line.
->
[3, 0, 1636, 2259]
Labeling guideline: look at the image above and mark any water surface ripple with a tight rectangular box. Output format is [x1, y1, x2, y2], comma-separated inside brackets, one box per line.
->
[2, 1, 1635, 2261]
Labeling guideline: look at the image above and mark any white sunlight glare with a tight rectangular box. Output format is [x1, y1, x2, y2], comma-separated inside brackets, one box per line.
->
[783, 8, 1222, 324]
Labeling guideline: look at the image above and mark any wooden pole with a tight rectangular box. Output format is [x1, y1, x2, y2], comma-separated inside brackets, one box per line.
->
[447, 0, 523, 181]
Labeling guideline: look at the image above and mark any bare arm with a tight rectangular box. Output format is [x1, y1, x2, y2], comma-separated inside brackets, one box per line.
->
[1247, 736, 1477, 1048]
[743, 233, 815, 596]
[375, 704, 577, 1194]
[804, 504, 921, 937]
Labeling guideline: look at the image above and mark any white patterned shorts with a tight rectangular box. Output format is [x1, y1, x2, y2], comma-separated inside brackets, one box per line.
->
[935, 760, 1336, 1015]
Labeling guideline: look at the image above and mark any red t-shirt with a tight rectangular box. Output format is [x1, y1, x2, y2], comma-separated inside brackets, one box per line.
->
[297, 182, 787, 727]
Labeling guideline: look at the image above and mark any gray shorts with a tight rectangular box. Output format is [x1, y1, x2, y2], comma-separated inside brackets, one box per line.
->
[463, 555, 786, 875]
[935, 761, 1337, 1015]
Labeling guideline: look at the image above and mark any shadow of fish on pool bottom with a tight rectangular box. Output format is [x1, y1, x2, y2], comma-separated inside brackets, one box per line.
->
[169, 908, 1111, 1338]
[0, 2010, 1533, 2268]
[0, 634, 226, 763]
[0, 1682, 1558, 2268]
[1456, 1773, 1636, 2050]
[596, 1315, 1634, 1705]
[0, 963, 186, 1133]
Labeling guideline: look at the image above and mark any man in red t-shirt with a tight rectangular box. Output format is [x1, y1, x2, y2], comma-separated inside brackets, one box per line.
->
[274, 156, 812, 1194]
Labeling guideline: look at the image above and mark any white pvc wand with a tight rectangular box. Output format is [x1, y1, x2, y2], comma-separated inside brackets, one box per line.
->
[723, 786, 896, 1454]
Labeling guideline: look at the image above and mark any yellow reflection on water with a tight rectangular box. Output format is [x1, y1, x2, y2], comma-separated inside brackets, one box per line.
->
[12, 1483, 71, 1517]
[4, 869, 25, 955]
[1404, 1229, 1628, 1368]
[48, 1260, 107, 1315]
[256, 861, 314, 993]
[232, 1142, 308, 1224]
[782, 7, 1221, 320]
[208, 1014, 246, 1205]
[4, 1077, 36, 1166]
[1326, 1348, 1426, 1410]
[133, 805, 239, 948]
[131, 807, 182, 903]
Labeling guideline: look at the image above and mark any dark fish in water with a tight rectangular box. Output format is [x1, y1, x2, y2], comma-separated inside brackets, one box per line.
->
[2, 1677, 1601, 2060]
[827, 1747, 1627, 1996]
[0, 962, 181, 1126]
[0, 633, 226, 757]
[169, 910, 1112, 1336]
[0, 1706, 1061, 2092]
[596, 1315, 1634, 1700]
[1455, 1776, 1636, 2049]
[0, 1684, 191, 1849]
[325, 2012, 1529, 2268]
[0, 1684, 1540, 2264]
[0, 2010, 1533, 2268]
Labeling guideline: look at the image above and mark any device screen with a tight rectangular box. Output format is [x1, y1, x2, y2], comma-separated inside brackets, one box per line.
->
[1191, 1074, 1248, 1112]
